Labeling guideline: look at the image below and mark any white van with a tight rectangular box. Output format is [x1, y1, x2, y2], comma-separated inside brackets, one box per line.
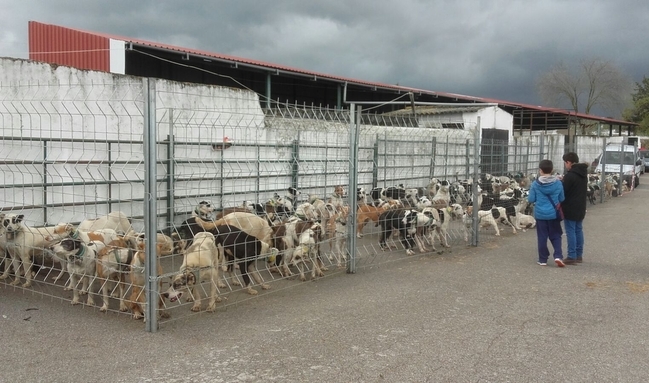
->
[595, 143, 643, 188]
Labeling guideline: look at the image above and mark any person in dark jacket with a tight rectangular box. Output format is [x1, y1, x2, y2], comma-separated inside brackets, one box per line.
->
[562, 152, 588, 265]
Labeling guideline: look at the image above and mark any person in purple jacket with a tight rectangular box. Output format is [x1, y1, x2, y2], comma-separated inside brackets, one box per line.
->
[528, 159, 566, 267]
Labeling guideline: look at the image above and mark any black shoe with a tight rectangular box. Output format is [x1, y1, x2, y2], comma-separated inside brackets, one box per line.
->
[564, 258, 578, 265]
[576, 257, 583, 263]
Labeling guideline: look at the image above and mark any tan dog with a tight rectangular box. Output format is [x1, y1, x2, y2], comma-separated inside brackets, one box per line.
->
[163, 232, 221, 312]
[128, 241, 170, 321]
[355, 204, 389, 238]
[78, 211, 132, 233]
[95, 236, 134, 313]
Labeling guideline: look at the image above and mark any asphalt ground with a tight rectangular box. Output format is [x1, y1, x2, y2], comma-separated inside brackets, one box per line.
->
[2, 177, 649, 383]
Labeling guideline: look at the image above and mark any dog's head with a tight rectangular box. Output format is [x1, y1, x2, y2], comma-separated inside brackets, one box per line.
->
[45, 222, 76, 242]
[357, 187, 367, 202]
[332, 185, 344, 197]
[287, 187, 300, 199]
[51, 237, 86, 261]
[1, 213, 24, 237]
[194, 200, 215, 219]
[163, 270, 197, 302]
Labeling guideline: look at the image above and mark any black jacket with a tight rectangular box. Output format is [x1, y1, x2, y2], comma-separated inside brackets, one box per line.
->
[562, 163, 588, 221]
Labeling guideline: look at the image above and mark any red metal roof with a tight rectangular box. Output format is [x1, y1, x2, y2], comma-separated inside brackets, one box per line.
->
[29, 21, 110, 72]
[27, 21, 634, 127]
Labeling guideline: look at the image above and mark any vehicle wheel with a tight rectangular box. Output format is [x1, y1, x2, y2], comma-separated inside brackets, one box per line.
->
[635, 176, 640, 187]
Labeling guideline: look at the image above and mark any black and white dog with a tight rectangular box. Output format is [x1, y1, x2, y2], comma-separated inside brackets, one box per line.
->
[371, 185, 406, 202]
[378, 209, 418, 255]
[357, 187, 368, 205]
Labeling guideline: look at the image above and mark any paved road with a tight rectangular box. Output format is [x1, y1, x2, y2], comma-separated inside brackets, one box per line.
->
[2, 179, 649, 383]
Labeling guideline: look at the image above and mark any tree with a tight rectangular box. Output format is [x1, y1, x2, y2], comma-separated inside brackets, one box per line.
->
[623, 76, 649, 136]
[536, 58, 633, 118]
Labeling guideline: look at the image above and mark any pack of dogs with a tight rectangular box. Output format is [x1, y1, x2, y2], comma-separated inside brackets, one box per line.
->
[0, 171, 613, 318]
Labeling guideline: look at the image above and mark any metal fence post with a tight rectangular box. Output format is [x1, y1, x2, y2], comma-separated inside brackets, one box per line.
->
[471, 117, 481, 246]
[347, 104, 359, 274]
[144, 78, 159, 332]
[166, 108, 175, 229]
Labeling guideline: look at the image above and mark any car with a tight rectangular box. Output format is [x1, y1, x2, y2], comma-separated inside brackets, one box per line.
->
[595, 143, 642, 188]
[640, 149, 649, 173]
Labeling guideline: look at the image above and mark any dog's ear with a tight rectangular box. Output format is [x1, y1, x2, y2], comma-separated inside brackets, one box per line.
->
[15, 214, 25, 223]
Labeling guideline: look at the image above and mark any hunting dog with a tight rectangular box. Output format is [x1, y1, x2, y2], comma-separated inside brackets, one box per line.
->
[327, 185, 346, 211]
[271, 219, 325, 279]
[378, 209, 418, 255]
[95, 236, 134, 312]
[330, 208, 349, 267]
[289, 224, 325, 281]
[212, 224, 278, 295]
[421, 207, 453, 250]
[357, 187, 368, 205]
[50, 238, 106, 306]
[412, 209, 439, 253]
[356, 204, 390, 238]
[78, 211, 132, 233]
[191, 200, 216, 219]
[46, 224, 121, 288]
[163, 232, 221, 312]
[0, 214, 63, 287]
[128, 240, 170, 320]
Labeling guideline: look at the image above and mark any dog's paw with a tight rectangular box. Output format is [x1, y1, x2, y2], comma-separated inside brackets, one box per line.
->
[190, 305, 201, 312]
[10, 278, 21, 286]
[0, 274, 7, 280]
[100, 305, 109, 312]
[406, 249, 415, 256]
[217, 282, 227, 289]
[261, 283, 271, 290]
[206, 303, 217, 312]
[86, 299, 95, 306]
[71, 299, 80, 305]
[246, 288, 259, 295]
[132, 313, 143, 320]
[119, 303, 129, 312]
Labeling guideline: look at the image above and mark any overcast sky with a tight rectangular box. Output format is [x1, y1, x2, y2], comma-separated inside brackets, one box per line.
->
[1, 0, 648, 117]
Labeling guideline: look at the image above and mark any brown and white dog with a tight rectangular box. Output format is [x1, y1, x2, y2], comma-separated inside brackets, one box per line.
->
[327, 185, 346, 212]
[271, 218, 325, 278]
[290, 225, 324, 281]
[50, 238, 106, 306]
[163, 232, 221, 312]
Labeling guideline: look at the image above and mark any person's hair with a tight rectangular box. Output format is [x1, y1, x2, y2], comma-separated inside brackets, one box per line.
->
[562, 152, 579, 163]
[539, 159, 553, 174]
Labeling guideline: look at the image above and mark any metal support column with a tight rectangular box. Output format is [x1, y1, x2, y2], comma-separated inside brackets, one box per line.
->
[144, 78, 159, 332]
[347, 104, 359, 274]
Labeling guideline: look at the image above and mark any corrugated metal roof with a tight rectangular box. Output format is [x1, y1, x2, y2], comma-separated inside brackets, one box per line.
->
[28, 21, 110, 72]
[386, 106, 487, 116]
[27, 21, 636, 127]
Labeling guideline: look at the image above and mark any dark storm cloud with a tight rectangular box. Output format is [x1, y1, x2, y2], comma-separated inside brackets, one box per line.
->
[1, 0, 648, 116]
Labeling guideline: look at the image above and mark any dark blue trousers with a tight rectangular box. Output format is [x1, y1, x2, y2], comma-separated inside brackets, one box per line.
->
[536, 219, 563, 263]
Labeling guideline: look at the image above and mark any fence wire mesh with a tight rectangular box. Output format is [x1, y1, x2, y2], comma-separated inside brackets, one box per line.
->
[0, 74, 630, 329]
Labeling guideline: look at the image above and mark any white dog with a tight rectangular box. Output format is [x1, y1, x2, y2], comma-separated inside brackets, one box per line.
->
[50, 238, 105, 305]
[0, 214, 63, 287]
